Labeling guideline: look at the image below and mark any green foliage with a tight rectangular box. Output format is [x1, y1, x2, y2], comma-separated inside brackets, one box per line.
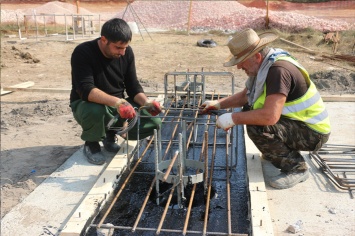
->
[0, 22, 73, 38]
[0, 23, 19, 36]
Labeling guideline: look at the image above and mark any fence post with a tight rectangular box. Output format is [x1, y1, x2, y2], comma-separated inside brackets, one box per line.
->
[34, 10, 38, 41]
[65, 14, 69, 40]
[16, 14, 22, 39]
[44, 15, 47, 36]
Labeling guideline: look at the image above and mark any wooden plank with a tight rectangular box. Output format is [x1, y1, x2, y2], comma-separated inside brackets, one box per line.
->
[2, 82, 354, 102]
[0, 87, 232, 97]
[322, 94, 355, 102]
[60, 138, 138, 236]
[2, 87, 70, 93]
[245, 128, 274, 236]
[7, 81, 34, 88]
[1, 88, 12, 96]
[1, 81, 35, 95]
[280, 38, 315, 52]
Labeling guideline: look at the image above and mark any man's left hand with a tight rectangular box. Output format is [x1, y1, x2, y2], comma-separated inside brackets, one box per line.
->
[144, 100, 162, 116]
[216, 113, 236, 131]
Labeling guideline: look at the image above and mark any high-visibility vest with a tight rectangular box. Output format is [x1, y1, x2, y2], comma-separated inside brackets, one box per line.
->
[252, 56, 331, 134]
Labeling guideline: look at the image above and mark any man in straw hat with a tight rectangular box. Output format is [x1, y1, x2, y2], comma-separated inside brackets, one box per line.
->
[200, 28, 330, 189]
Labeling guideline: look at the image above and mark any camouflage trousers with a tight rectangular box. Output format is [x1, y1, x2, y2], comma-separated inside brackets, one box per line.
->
[247, 117, 330, 173]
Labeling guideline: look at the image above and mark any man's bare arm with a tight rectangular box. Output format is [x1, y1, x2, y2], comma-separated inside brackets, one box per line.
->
[133, 92, 149, 107]
[219, 87, 248, 109]
[232, 93, 286, 126]
[87, 88, 121, 106]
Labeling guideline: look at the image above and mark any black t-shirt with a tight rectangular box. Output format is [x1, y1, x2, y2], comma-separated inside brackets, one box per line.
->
[70, 38, 144, 103]
[265, 60, 308, 102]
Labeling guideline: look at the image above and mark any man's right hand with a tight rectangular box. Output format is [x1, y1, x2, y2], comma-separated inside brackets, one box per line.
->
[199, 100, 221, 114]
[115, 99, 136, 119]
[144, 100, 162, 116]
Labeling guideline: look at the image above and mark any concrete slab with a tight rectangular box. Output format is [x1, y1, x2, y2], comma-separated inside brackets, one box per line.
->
[0, 137, 132, 236]
[61, 139, 138, 236]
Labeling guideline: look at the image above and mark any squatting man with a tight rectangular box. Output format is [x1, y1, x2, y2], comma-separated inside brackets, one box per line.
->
[70, 18, 162, 165]
[200, 28, 331, 189]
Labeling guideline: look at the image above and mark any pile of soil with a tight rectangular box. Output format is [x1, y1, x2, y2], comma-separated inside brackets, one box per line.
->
[311, 70, 355, 94]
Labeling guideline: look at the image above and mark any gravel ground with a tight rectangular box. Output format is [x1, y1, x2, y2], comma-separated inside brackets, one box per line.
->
[2, 1, 354, 32]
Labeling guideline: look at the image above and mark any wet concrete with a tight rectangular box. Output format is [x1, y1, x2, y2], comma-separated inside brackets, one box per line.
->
[88, 111, 250, 235]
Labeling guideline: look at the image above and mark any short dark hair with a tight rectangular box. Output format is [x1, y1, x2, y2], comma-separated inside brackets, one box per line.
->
[100, 18, 132, 43]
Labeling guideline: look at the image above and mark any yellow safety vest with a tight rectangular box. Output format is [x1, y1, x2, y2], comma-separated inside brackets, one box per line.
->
[252, 56, 331, 134]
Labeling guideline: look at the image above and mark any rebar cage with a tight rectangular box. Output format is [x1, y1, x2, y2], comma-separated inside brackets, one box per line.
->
[89, 71, 251, 236]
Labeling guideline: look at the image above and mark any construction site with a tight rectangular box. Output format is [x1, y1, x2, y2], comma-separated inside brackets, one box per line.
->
[1, 1, 355, 236]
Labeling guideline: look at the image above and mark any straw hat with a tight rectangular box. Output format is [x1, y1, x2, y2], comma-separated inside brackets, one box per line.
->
[223, 28, 278, 67]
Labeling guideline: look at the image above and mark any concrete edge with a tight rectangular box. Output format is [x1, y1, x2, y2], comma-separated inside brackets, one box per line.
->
[1, 145, 115, 236]
[245, 128, 274, 236]
[60, 139, 138, 236]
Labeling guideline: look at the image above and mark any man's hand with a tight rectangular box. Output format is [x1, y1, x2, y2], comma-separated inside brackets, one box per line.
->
[144, 100, 162, 116]
[115, 99, 136, 119]
[200, 100, 221, 114]
[216, 113, 235, 131]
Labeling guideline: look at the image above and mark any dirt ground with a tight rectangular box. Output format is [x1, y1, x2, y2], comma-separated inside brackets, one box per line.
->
[1, 2, 355, 219]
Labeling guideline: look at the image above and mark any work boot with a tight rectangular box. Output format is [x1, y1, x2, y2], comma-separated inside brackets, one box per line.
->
[83, 141, 106, 165]
[103, 130, 120, 153]
[269, 169, 310, 189]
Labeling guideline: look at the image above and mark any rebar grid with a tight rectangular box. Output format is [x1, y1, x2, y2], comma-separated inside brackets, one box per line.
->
[91, 107, 244, 235]
[89, 71, 249, 235]
[309, 144, 355, 198]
